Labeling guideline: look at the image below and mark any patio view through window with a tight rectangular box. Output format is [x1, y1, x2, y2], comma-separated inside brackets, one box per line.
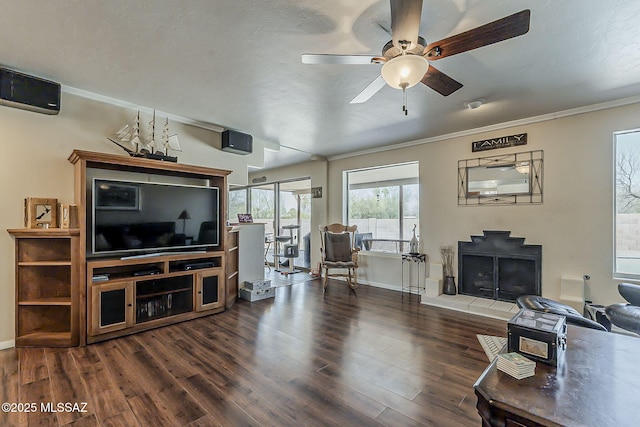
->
[346, 162, 419, 253]
[229, 178, 311, 268]
[615, 129, 640, 278]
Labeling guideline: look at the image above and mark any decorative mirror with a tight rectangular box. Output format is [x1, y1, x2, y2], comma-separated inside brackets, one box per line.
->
[458, 150, 543, 205]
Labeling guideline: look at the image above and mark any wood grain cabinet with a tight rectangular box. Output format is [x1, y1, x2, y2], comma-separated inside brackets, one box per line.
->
[9, 228, 80, 347]
[87, 252, 225, 343]
[18, 149, 237, 346]
[196, 269, 225, 312]
[89, 280, 134, 336]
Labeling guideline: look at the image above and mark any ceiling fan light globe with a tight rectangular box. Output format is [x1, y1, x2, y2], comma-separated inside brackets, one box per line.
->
[381, 55, 429, 89]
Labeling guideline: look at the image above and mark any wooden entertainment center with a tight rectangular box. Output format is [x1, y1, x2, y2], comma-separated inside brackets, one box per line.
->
[10, 150, 233, 347]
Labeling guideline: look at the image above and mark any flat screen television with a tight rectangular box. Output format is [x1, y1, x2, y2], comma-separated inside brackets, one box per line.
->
[90, 178, 220, 257]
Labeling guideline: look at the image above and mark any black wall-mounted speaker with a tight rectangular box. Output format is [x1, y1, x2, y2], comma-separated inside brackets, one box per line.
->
[0, 68, 61, 115]
[221, 129, 252, 155]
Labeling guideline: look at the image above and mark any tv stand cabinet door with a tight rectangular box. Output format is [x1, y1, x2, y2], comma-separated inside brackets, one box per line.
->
[195, 270, 225, 312]
[90, 281, 134, 336]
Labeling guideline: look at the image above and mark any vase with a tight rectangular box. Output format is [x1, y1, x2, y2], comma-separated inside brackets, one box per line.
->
[409, 227, 419, 254]
[443, 276, 457, 295]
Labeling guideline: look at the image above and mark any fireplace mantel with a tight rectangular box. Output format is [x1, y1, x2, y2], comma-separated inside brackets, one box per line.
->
[458, 231, 541, 302]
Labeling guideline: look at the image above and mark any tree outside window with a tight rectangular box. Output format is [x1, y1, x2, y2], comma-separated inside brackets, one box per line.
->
[346, 162, 419, 252]
[228, 188, 247, 221]
[615, 130, 640, 278]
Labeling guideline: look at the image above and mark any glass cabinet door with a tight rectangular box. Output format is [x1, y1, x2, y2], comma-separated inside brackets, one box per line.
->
[195, 270, 224, 312]
[90, 281, 134, 335]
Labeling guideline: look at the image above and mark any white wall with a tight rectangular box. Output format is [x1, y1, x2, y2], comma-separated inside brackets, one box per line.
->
[0, 91, 264, 346]
[327, 102, 640, 306]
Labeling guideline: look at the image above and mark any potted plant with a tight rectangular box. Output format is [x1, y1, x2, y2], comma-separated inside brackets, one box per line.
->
[440, 244, 456, 295]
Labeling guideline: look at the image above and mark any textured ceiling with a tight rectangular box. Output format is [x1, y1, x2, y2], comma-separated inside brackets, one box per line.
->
[1, 0, 640, 169]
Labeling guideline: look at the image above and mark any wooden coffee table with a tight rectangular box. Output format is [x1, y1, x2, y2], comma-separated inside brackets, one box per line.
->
[474, 325, 640, 426]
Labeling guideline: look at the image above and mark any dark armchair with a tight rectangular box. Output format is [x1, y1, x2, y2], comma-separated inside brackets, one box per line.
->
[606, 283, 640, 335]
[516, 295, 608, 331]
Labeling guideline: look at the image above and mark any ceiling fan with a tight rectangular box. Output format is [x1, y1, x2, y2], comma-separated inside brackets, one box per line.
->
[302, 1, 530, 114]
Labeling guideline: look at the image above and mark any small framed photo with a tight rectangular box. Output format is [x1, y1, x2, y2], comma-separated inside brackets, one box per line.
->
[237, 213, 253, 223]
[25, 197, 58, 229]
[518, 336, 548, 359]
[311, 187, 322, 198]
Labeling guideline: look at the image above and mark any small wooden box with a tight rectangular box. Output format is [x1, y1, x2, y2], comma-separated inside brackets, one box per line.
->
[58, 203, 78, 229]
[508, 309, 567, 366]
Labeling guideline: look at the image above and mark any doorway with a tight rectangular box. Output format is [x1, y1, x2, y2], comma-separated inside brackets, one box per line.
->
[278, 179, 311, 269]
[229, 177, 311, 270]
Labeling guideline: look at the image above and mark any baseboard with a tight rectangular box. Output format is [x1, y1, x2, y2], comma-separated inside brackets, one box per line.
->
[0, 339, 15, 350]
[357, 278, 402, 292]
[328, 276, 403, 292]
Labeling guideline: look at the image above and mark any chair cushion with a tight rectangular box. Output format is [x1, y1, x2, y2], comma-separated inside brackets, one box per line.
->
[323, 261, 357, 268]
[324, 233, 352, 262]
[619, 283, 640, 306]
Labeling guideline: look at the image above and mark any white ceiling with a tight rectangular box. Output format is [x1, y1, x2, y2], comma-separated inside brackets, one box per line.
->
[2, 1, 640, 169]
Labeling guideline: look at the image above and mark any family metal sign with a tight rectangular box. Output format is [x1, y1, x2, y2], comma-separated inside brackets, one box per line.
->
[471, 133, 527, 152]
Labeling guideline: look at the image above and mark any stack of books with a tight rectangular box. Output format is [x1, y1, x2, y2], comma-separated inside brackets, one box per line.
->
[496, 352, 536, 379]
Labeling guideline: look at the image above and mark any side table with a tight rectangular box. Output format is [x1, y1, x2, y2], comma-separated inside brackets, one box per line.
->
[402, 253, 426, 297]
[584, 302, 612, 331]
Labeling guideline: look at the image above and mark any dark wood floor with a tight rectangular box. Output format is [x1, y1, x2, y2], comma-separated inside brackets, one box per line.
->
[0, 280, 506, 426]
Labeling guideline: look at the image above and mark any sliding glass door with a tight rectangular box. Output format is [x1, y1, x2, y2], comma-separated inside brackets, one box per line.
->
[278, 179, 311, 269]
[228, 178, 311, 270]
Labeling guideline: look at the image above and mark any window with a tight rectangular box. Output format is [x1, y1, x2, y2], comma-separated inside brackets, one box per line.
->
[615, 129, 640, 278]
[346, 162, 419, 252]
[228, 188, 247, 222]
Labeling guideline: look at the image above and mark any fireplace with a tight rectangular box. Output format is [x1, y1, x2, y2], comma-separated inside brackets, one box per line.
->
[458, 231, 541, 302]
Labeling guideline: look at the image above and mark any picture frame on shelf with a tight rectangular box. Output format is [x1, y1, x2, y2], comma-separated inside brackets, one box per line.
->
[25, 197, 58, 229]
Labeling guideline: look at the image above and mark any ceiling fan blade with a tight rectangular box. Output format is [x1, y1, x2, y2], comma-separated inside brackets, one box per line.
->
[302, 54, 383, 65]
[390, 0, 423, 49]
[424, 9, 530, 60]
[350, 75, 387, 104]
[420, 65, 463, 96]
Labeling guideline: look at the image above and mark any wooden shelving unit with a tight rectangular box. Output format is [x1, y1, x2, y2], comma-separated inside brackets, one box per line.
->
[66, 150, 232, 345]
[7, 150, 232, 347]
[87, 251, 225, 343]
[9, 228, 80, 347]
[226, 227, 239, 308]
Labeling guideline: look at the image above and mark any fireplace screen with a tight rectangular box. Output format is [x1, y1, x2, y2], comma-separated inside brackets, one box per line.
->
[458, 231, 541, 302]
[460, 255, 494, 298]
[497, 258, 537, 301]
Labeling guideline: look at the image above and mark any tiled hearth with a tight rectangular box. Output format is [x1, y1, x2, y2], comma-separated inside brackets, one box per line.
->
[421, 293, 519, 321]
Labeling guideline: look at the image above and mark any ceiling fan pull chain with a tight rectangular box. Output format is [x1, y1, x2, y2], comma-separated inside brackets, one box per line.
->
[402, 84, 408, 115]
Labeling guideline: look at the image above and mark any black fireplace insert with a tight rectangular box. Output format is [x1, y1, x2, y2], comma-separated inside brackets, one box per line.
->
[458, 231, 541, 302]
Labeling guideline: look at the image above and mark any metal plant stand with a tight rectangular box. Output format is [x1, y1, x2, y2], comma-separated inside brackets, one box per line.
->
[402, 253, 426, 298]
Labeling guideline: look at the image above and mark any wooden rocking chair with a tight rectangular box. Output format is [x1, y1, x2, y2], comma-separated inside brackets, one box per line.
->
[318, 223, 359, 292]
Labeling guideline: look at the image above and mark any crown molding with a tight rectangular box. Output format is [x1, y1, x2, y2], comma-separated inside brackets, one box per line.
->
[61, 85, 226, 133]
[328, 95, 640, 161]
